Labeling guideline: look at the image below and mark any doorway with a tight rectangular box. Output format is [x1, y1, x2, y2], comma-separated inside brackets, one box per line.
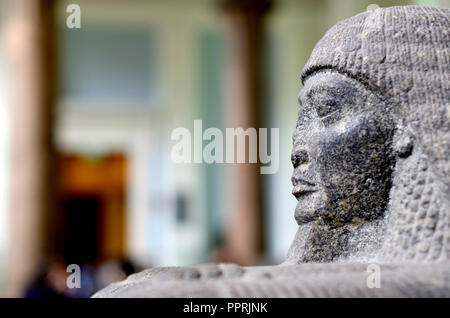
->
[55, 153, 127, 264]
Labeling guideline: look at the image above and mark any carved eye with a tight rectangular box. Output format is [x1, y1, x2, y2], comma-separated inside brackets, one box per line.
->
[314, 93, 345, 126]
[311, 88, 343, 120]
[316, 98, 338, 118]
[291, 150, 308, 168]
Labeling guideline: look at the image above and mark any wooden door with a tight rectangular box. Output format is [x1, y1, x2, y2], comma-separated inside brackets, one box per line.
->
[56, 153, 126, 263]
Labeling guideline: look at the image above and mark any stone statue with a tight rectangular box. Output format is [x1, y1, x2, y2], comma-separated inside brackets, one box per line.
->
[93, 6, 450, 297]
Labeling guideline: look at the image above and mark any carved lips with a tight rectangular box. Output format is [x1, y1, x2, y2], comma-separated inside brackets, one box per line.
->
[292, 178, 317, 199]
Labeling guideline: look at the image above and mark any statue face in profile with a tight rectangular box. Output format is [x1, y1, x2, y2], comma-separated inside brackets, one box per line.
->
[287, 6, 449, 263]
[292, 71, 395, 226]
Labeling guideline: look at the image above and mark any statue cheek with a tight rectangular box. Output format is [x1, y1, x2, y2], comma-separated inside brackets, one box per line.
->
[314, 119, 387, 181]
[314, 124, 364, 173]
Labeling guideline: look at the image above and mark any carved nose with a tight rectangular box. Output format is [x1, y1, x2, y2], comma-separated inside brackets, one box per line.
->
[291, 150, 309, 168]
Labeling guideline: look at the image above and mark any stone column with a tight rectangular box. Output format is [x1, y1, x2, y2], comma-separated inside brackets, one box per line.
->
[4, 0, 56, 297]
[222, 0, 271, 265]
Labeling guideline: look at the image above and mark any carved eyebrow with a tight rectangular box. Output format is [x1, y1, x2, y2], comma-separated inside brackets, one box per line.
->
[301, 65, 385, 101]
[301, 76, 350, 108]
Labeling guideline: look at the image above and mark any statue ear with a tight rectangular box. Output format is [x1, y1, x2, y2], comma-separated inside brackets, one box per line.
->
[393, 127, 414, 158]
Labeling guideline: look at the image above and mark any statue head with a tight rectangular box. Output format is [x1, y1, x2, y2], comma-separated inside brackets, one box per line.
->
[288, 6, 450, 263]
[292, 71, 395, 226]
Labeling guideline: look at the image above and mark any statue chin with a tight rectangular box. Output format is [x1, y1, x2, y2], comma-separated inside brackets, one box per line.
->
[93, 6, 450, 298]
[293, 191, 324, 225]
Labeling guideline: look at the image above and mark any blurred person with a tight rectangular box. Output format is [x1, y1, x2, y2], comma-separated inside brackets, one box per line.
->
[24, 259, 68, 298]
[24, 258, 98, 298]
